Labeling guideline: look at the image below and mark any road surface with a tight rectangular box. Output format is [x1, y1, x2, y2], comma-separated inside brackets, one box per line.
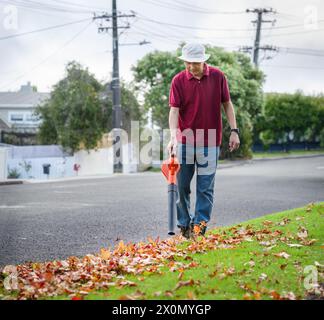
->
[0, 156, 323, 266]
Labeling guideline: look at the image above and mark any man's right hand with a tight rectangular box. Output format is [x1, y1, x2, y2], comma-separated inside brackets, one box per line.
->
[167, 139, 177, 156]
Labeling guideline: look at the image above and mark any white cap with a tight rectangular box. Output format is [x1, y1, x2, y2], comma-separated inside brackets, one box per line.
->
[178, 43, 210, 62]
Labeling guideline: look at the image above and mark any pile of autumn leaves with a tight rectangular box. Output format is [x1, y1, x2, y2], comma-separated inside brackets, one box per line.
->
[0, 204, 323, 300]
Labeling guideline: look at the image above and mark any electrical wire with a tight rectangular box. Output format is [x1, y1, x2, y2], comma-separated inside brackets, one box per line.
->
[0, 18, 91, 41]
[139, 0, 245, 15]
[0, 0, 92, 14]
[0, 19, 94, 90]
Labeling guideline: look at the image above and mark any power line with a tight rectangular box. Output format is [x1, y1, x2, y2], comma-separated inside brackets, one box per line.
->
[139, 0, 246, 15]
[0, 0, 92, 14]
[0, 18, 91, 40]
[262, 26, 324, 38]
[46, 0, 106, 11]
[134, 12, 324, 33]
[261, 64, 324, 70]
[278, 47, 324, 57]
[0, 19, 94, 90]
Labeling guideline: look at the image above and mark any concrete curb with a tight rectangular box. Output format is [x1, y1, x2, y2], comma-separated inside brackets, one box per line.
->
[0, 180, 24, 186]
[1, 172, 151, 185]
[218, 154, 324, 169]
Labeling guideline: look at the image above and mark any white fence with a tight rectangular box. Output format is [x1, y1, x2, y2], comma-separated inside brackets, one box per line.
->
[2, 143, 138, 181]
[0, 148, 8, 180]
[8, 156, 75, 180]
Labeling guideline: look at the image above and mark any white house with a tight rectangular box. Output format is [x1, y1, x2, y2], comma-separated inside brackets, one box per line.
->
[0, 82, 49, 139]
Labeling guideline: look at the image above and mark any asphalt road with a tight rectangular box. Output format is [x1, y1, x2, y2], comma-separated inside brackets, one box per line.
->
[0, 156, 323, 266]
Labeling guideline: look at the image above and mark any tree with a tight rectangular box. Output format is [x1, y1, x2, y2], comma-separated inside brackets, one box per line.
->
[257, 91, 324, 148]
[36, 61, 142, 153]
[132, 45, 264, 159]
[101, 82, 143, 136]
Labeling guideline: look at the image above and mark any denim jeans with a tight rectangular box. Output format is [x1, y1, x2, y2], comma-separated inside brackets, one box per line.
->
[176, 142, 220, 228]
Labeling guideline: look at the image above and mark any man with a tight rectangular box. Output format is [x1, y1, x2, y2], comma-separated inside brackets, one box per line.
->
[167, 43, 240, 239]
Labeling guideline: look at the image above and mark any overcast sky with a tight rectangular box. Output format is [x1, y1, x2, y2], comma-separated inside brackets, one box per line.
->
[0, 0, 323, 95]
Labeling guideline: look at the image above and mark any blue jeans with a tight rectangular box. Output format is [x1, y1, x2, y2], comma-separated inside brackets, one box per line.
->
[176, 143, 220, 228]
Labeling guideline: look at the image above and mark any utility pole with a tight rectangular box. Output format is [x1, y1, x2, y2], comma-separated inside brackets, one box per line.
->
[93, 1, 135, 173]
[244, 8, 278, 67]
[112, 0, 122, 173]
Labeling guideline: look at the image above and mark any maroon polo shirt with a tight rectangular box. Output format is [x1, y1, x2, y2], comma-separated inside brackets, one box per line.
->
[169, 64, 230, 147]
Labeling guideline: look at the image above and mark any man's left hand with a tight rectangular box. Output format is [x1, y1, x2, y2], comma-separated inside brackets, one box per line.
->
[229, 132, 240, 152]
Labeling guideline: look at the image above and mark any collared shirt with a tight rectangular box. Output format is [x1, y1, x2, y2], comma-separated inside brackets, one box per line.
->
[169, 64, 230, 147]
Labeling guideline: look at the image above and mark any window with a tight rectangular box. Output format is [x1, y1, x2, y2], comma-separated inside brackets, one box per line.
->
[10, 114, 23, 122]
[26, 113, 39, 122]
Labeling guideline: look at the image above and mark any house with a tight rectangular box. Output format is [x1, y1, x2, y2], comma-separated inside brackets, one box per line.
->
[0, 82, 50, 139]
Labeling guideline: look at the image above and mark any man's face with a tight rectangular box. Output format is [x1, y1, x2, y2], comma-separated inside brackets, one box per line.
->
[184, 62, 204, 76]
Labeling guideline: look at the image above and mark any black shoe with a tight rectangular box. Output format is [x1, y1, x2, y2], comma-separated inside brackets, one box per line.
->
[179, 226, 191, 239]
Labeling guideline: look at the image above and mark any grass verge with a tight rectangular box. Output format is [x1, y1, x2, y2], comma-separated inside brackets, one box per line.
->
[1, 202, 323, 300]
[252, 149, 324, 159]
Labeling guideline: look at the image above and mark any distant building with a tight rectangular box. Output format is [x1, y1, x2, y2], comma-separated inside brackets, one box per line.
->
[0, 82, 50, 136]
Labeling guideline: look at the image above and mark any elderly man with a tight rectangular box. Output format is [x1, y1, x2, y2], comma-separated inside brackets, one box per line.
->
[167, 43, 240, 239]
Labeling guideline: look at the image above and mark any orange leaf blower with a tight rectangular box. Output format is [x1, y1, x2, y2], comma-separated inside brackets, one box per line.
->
[161, 153, 180, 235]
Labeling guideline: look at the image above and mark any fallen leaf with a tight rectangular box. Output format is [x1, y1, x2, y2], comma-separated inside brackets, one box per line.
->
[274, 252, 290, 259]
[258, 273, 268, 282]
[253, 292, 262, 300]
[225, 267, 236, 276]
[186, 291, 196, 300]
[243, 293, 252, 300]
[314, 261, 324, 268]
[119, 294, 136, 300]
[259, 240, 277, 247]
[278, 218, 291, 226]
[175, 279, 195, 290]
[269, 290, 281, 300]
[263, 220, 273, 226]
[100, 248, 111, 260]
[244, 260, 255, 267]
[281, 291, 296, 300]
[164, 291, 174, 297]
[287, 243, 303, 248]
[297, 227, 308, 239]
[301, 239, 317, 246]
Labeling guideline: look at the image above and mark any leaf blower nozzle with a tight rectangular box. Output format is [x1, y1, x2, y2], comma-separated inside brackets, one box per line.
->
[161, 153, 180, 235]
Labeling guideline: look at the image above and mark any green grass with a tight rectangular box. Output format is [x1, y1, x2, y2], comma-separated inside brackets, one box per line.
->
[2, 202, 323, 300]
[55, 202, 324, 300]
[252, 149, 324, 159]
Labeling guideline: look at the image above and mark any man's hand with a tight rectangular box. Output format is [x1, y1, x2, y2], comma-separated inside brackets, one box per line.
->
[167, 138, 177, 156]
[229, 132, 240, 152]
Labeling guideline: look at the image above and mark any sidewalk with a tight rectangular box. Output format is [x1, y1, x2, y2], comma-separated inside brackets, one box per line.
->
[218, 153, 324, 169]
[1, 153, 323, 185]
[0, 172, 147, 185]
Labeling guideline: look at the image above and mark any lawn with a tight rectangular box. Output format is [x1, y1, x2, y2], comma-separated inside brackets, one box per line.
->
[252, 149, 324, 159]
[1, 202, 323, 300]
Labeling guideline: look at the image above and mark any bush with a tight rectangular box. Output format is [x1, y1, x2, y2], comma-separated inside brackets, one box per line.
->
[7, 167, 21, 179]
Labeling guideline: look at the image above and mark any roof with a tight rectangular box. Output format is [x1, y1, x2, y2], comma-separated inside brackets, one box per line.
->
[0, 91, 50, 107]
[0, 83, 50, 108]
[0, 118, 10, 130]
